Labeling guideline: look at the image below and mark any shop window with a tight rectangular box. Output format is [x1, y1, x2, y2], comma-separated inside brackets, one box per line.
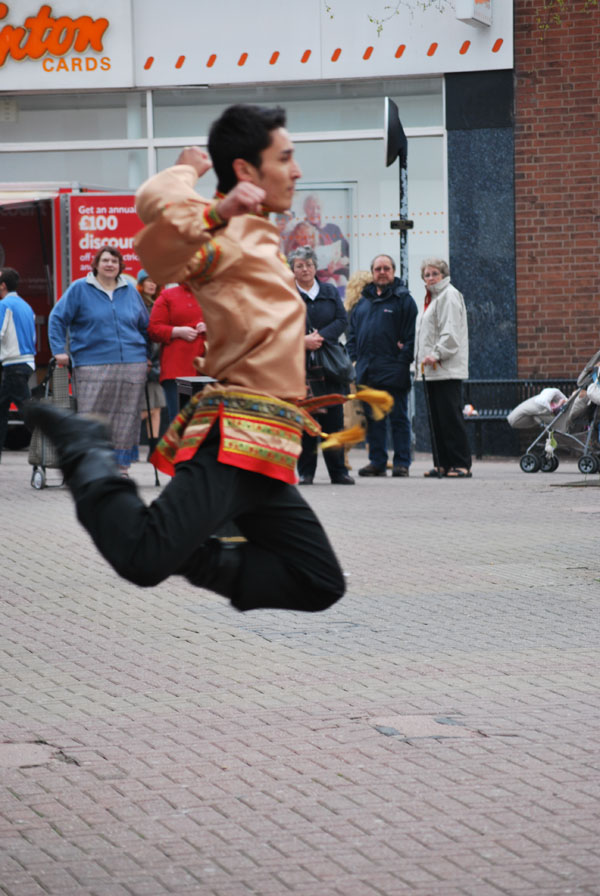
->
[152, 78, 443, 138]
[0, 150, 147, 191]
[0, 91, 148, 143]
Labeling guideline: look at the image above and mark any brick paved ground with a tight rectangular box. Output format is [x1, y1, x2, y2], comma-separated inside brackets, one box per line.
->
[1, 445, 599, 896]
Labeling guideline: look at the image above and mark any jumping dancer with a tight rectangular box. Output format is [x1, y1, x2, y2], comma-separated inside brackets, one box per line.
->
[26, 105, 346, 612]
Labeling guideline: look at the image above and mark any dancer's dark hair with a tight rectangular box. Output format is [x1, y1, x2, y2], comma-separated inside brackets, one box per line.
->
[208, 104, 287, 194]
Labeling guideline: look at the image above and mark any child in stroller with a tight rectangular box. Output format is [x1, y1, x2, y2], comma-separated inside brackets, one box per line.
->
[508, 349, 600, 474]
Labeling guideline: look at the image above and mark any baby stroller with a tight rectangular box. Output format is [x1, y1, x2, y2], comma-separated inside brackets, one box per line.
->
[28, 358, 76, 489]
[508, 348, 600, 474]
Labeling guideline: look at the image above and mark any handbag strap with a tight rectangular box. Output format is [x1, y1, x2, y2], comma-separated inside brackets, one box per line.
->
[302, 290, 342, 347]
[302, 293, 315, 333]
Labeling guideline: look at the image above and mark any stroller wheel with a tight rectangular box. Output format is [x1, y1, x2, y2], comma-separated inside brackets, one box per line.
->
[578, 455, 598, 475]
[540, 454, 557, 473]
[520, 453, 540, 473]
[550, 456, 559, 472]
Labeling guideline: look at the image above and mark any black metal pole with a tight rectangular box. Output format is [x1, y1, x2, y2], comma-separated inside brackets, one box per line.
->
[399, 161, 409, 283]
[385, 98, 413, 283]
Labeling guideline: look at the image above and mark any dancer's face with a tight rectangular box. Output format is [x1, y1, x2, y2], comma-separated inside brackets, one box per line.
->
[251, 128, 302, 213]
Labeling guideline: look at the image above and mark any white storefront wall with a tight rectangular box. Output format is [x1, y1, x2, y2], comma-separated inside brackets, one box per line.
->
[0, 0, 512, 301]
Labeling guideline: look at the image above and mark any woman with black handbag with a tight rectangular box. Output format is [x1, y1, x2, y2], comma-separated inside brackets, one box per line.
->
[288, 246, 354, 485]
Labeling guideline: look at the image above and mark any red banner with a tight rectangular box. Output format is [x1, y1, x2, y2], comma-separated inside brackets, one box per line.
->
[68, 194, 142, 283]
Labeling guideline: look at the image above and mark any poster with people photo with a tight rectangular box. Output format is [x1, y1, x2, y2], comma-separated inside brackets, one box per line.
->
[277, 185, 354, 298]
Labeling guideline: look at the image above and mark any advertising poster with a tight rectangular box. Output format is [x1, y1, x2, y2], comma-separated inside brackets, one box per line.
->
[68, 194, 142, 283]
[278, 186, 353, 298]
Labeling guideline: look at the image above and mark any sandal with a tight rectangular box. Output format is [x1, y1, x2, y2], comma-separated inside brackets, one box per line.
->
[446, 467, 472, 478]
[423, 467, 446, 478]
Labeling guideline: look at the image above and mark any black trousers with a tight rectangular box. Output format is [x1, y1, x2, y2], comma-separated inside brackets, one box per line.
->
[75, 427, 346, 613]
[425, 379, 472, 471]
[0, 362, 32, 452]
[297, 401, 346, 480]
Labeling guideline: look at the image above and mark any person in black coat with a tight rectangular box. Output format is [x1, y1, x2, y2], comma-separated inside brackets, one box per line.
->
[289, 247, 354, 485]
[346, 254, 418, 477]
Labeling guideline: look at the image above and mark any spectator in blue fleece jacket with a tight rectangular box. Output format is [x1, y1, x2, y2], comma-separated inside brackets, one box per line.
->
[0, 267, 36, 459]
[49, 245, 149, 476]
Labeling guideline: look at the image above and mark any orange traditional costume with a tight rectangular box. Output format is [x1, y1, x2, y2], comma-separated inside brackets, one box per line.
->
[135, 164, 321, 484]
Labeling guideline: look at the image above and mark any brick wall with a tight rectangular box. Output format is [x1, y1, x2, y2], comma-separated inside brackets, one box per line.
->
[514, 1, 600, 378]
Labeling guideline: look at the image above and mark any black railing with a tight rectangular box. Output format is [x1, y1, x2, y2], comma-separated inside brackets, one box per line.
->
[462, 378, 578, 458]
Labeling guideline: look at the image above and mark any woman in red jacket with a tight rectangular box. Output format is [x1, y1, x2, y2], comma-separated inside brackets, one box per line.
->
[147, 282, 206, 421]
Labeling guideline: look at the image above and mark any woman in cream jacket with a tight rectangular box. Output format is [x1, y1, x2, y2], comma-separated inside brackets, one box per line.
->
[415, 258, 472, 478]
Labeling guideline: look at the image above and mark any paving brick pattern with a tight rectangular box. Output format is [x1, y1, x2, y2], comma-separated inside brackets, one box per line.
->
[1, 448, 599, 895]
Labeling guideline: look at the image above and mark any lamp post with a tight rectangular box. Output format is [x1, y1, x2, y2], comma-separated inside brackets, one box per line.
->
[384, 97, 413, 283]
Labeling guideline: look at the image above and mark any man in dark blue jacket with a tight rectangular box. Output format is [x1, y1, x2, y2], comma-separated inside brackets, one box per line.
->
[346, 254, 417, 477]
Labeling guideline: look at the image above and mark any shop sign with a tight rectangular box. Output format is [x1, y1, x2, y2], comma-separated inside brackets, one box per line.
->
[0, 1, 132, 89]
[0, 0, 508, 91]
[0, 3, 108, 68]
[133, 0, 509, 87]
[69, 195, 142, 284]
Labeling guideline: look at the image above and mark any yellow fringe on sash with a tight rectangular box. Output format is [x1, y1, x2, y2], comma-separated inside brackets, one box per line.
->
[320, 425, 366, 451]
[320, 388, 394, 451]
[350, 387, 394, 420]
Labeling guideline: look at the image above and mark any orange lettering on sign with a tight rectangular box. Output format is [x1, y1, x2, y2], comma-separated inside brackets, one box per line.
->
[40, 54, 110, 72]
[0, 3, 109, 67]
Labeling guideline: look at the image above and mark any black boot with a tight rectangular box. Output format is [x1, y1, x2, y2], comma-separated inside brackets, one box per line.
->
[178, 537, 243, 601]
[24, 403, 121, 492]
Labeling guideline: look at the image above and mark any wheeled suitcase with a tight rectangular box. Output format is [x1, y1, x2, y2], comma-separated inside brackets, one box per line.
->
[28, 358, 76, 489]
